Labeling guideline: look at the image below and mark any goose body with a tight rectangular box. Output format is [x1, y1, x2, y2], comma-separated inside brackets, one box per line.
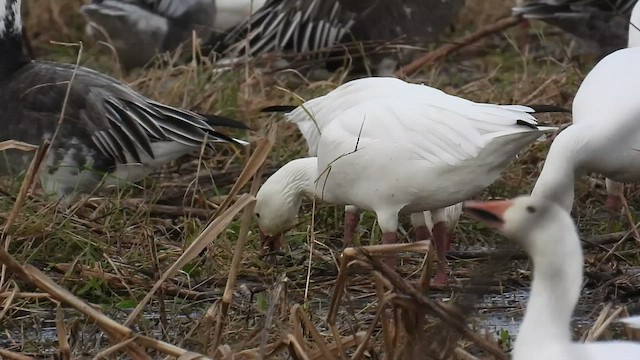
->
[531, 46, 640, 211]
[0, 0, 247, 204]
[80, 0, 266, 69]
[464, 196, 640, 360]
[264, 77, 463, 283]
[256, 77, 558, 271]
[513, 0, 638, 54]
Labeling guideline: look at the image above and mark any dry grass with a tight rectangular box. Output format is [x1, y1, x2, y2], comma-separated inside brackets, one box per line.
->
[1, 0, 640, 359]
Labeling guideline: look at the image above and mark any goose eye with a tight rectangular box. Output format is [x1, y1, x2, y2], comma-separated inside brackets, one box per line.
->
[526, 206, 536, 214]
[255, 213, 260, 218]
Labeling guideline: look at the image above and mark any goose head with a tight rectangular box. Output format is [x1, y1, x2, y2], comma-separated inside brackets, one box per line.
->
[254, 157, 318, 249]
[463, 196, 574, 256]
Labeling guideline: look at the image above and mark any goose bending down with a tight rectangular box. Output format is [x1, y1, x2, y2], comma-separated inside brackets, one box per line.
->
[464, 196, 640, 360]
[262, 77, 463, 284]
[512, 0, 638, 55]
[80, 0, 267, 69]
[255, 77, 561, 273]
[0, 0, 247, 204]
[531, 45, 640, 213]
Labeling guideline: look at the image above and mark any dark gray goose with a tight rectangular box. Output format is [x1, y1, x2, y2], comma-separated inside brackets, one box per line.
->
[214, 0, 464, 74]
[0, 0, 248, 204]
[80, 0, 267, 70]
[513, 0, 639, 55]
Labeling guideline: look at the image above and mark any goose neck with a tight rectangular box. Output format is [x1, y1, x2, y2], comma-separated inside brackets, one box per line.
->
[515, 225, 583, 356]
[531, 128, 586, 212]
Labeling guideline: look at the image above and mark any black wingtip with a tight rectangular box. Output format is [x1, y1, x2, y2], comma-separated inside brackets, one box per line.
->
[261, 105, 298, 113]
[526, 105, 571, 114]
[198, 113, 252, 131]
[204, 128, 247, 147]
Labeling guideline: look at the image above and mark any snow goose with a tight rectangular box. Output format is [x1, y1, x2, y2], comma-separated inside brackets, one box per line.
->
[0, 0, 248, 204]
[262, 77, 463, 284]
[80, 0, 267, 69]
[604, 0, 640, 211]
[255, 77, 561, 270]
[464, 196, 640, 360]
[512, 0, 638, 55]
[531, 45, 640, 213]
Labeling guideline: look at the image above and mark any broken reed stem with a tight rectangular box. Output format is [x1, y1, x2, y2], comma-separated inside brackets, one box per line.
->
[212, 164, 264, 349]
[396, 15, 523, 78]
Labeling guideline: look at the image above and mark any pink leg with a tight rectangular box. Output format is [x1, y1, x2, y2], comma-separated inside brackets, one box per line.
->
[445, 232, 454, 252]
[518, 19, 531, 51]
[414, 225, 432, 242]
[606, 195, 623, 212]
[431, 221, 449, 285]
[343, 208, 359, 247]
[381, 232, 398, 268]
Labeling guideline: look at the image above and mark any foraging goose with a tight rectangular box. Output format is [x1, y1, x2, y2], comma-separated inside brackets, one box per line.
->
[531, 43, 640, 212]
[464, 196, 640, 360]
[512, 0, 639, 55]
[80, 0, 267, 69]
[262, 77, 463, 284]
[213, 0, 464, 75]
[255, 77, 561, 272]
[0, 0, 247, 204]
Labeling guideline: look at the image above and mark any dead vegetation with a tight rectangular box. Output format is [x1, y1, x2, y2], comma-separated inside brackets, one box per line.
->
[1, 0, 640, 359]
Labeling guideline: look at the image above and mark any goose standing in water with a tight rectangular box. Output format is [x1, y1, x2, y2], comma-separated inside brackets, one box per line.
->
[464, 196, 640, 360]
[0, 0, 248, 205]
[513, 0, 638, 55]
[255, 77, 561, 278]
[80, 0, 267, 69]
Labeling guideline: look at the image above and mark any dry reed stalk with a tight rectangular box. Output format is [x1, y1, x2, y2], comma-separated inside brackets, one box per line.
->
[285, 334, 311, 360]
[56, 303, 72, 360]
[308, 332, 366, 360]
[0, 142, 49, 288]
[294, 306, 335, 359]
[0, 281, 17, 321]
[582, 303, 625, 342]
[0, 140, 38, 152]
[211, 164, 264, 350]
[289, 304, 306, 351]
[0, 348, 36, 360]
[93, 337, 138, 360]
[259, 274, 290, 358]
[396, 15, 523, 78]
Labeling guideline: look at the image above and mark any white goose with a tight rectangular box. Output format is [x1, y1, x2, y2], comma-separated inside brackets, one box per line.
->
[255, 77, 560, 273]
[531, 4, 640, 212]
[464, 196, 640, 360]
[262, 78, 463, 284]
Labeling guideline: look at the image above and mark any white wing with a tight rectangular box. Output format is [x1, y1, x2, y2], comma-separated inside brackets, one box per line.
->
[285, 77, 446, 155]
[324, 90, 548, 166]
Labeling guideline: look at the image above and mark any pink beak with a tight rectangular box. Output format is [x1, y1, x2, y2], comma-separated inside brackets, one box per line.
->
[259, 229, 283, 252]
[463, 199, 513, 228]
